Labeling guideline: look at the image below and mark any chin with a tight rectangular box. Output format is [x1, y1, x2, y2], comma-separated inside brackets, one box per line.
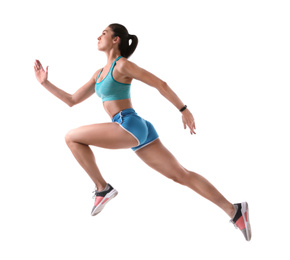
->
[98, 45, 105, 51]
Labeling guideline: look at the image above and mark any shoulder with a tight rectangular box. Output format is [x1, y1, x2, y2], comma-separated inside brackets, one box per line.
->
[116, 57, 132, 69]
[116, 57, 140, 76]
[91, 68, 102, 82]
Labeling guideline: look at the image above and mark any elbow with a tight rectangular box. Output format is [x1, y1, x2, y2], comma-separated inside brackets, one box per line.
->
[68, 100, 77, 107]
[67, 96, 76, 107]
[158, 81, 169, 95]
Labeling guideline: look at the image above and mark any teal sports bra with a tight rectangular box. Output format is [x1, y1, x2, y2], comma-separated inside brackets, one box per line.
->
[95, 56, 131, 102]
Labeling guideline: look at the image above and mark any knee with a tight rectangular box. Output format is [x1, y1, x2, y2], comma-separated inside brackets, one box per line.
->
[65, 129, 75, 146]
[170, 167, 189, 185]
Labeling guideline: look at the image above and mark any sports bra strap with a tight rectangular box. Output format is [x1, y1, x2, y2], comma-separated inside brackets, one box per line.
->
[96, 56, 122, 81]
[115, 56, 122, 62]
[96, 69, 103, 81]
[110, 56, 122, 70]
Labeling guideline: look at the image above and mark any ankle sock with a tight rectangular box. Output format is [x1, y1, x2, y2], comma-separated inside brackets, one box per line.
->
[95, 183, 110, 193]
[103, 183, 110, 192]
[233, 204, 239, 219]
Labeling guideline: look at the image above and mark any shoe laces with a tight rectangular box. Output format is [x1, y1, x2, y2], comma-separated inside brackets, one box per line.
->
[92, 188, 98, 199]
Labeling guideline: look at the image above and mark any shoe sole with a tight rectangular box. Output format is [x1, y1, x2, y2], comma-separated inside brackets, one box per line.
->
[241, 202, 252, 241]
[91, 189, 118, 216]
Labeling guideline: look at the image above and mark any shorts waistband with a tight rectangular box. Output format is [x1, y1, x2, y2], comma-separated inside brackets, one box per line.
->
[112, 108, 136, 122]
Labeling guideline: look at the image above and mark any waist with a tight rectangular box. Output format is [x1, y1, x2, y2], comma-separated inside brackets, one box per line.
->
[103, 99, 133, 119]
[112, 108, 137, 122]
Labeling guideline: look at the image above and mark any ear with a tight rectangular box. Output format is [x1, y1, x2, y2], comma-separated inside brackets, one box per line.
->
[113, 36, 120, 44]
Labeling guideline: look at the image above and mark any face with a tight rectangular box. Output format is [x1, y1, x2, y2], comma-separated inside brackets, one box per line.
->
[97, 27, 118, 51]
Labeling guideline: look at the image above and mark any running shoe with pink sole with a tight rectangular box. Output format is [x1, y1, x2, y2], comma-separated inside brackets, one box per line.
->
[230, 202, 252, 241]
[91, 184, 118, 216]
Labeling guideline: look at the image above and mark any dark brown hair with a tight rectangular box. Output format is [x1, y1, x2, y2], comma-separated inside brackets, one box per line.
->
[109, 23, 138, 58]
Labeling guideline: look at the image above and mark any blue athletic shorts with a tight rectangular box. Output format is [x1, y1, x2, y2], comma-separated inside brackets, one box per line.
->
[112, 108, 159, 151]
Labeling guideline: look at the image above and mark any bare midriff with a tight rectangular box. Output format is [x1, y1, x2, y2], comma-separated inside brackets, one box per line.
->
[103, 98, 134, 119]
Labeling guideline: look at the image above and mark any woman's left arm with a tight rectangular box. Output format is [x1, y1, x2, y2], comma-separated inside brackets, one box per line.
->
[119, 60, 196, 134]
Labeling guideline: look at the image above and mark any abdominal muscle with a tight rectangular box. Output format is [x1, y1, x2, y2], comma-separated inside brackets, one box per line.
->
[103, 98, 134, 119]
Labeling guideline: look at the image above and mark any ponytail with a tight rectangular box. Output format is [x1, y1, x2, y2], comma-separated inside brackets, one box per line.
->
[109, 23, 138, 58]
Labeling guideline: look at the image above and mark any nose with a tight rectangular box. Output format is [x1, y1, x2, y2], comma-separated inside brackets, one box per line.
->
[98, 35, 102, 41]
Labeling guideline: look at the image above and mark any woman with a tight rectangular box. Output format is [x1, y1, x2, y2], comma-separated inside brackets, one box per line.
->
[34, 23, 251, 241]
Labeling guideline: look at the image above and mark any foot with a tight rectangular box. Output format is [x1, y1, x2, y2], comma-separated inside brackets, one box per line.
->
[91, 183, 118, 216]
[230, 202, 252, 241]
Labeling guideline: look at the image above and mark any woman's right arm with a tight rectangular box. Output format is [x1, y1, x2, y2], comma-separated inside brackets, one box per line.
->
[34, 60, 99, 107]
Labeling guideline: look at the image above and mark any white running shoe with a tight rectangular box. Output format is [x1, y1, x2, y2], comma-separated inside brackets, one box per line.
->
[230, 202, 252, 241]
[91, 184, 118, 216]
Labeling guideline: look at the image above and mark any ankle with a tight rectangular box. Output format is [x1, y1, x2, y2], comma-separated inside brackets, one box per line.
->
[227, 204, 236, 219]
[96, 183, 108, 192]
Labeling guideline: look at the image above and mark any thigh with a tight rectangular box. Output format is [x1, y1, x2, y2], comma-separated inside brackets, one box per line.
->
[135, 139, 185, 179]
[66, 122, 139, 149]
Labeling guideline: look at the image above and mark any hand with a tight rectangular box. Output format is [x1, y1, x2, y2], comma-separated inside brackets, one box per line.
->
[34, 60, 48, 84]
[182, 109, 196, 135]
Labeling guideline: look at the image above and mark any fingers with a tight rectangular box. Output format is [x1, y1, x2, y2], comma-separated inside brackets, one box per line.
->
[189, 125, 196, 135]
[183, 122, 187, 130]
[182, 111, 197, 135]
[34, 60, 40, 71]
[192, 120, 196, 134]
[191, 121, 196, 134]
[34, 60, 44, 71]
[34, 60, 38, 70]
[183, 122, 196, 135]
[185, 119, 196, 135]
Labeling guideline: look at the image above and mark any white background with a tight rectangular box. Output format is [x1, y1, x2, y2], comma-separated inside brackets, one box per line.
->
[1, 0, 289, 259]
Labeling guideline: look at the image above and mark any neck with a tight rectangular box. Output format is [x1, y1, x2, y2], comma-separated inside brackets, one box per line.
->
[105, 49, 121, 64]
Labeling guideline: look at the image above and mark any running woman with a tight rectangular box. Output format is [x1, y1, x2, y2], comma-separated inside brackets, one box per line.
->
[34, 23, 251, 241]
